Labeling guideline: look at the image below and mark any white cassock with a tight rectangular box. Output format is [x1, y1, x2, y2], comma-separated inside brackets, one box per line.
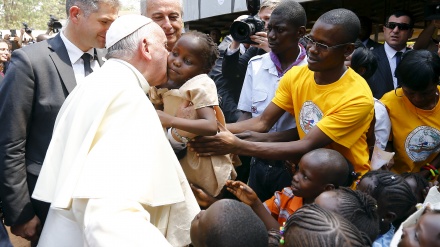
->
[32, 59, 200, 247]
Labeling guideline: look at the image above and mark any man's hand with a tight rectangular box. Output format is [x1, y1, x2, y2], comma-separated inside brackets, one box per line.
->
[225, 180, 260, 208]
[250, 32, 270, 52]
[190, 183, 218, 208]
[10, 215, 41, 242]
[188, 122, 239, 156]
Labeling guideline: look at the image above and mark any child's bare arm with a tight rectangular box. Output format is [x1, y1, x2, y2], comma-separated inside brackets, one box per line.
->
[157, 107, 217, 137]
[225, 180, 280, 230]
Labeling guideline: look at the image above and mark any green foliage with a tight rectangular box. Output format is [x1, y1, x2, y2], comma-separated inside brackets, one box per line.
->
[0, 0, 65, 30]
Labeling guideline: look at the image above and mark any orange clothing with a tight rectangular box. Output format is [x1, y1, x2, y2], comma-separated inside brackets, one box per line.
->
[263, 187, 303, 225]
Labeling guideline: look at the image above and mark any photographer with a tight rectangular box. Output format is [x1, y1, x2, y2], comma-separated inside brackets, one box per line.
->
[46, 15, 62, 35]
[221, 0, 279, 107]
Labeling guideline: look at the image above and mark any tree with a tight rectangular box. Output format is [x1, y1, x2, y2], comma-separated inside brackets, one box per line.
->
[0, 0, 65, 30]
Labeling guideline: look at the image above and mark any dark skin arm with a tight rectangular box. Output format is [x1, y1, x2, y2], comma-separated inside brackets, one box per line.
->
[189, 121, 333, 164]
[225, 180, 280, 230]
[226, 102, 286, 134]
[157, 106, 217, 137]
[236, 128, 299, 143]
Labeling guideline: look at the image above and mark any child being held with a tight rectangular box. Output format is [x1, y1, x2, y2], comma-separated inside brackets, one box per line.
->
[152, 31, 237, 198]
[226, 148, 358, 230]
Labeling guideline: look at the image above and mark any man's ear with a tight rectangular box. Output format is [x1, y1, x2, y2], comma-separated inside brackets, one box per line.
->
[324, 184, 335, 191]
[69, 6, 81, 23]
[383, 211, 397, 224]
[141, 38, 152, 61]
[297, 26, 306, 38]
[344, 43, 355, 57]
[409, 28, 414, 39]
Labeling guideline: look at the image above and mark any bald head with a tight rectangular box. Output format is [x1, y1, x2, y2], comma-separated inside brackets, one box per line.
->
[142, 0, 183, 51]
[302, 148, 350, 186]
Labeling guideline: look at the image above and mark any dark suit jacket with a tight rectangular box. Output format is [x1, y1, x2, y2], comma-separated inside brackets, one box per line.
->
[222, 46, 266, 101]
[364, 38, 381, 50]
[367, 45, 395, 99]
[0, 34, 104, 225]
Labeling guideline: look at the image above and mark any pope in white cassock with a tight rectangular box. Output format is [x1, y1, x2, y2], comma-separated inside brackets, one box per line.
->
[32, 15, 200, 247]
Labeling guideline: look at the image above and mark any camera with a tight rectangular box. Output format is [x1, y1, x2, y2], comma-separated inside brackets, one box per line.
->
[22, 22, 32, 35]
[47, 15, 62, 33]
[229, 0, 265, 44]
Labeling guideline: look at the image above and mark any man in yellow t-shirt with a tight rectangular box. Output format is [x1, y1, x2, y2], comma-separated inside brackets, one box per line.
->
[188, 8, 374, 176]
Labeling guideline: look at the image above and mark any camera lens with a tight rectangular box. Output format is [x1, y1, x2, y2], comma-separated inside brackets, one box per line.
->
[230, 21, 255, 43]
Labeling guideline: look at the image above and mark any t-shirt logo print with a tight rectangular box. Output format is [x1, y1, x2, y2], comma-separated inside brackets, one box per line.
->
[405, 126, 440, 162]
[299, 101, 323, 134]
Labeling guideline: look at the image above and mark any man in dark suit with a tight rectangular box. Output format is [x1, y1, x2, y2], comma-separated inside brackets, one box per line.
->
[368, 10, 414, 99]
[0, 0, 120, 244]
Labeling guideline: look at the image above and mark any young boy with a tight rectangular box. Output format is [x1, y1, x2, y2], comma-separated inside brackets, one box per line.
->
[190, 199, 268, 247]
[226, 148, 357, 230]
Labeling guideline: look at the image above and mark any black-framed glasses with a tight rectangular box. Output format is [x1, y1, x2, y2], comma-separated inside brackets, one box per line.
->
[303, 35, 352, 52]
[384, 22, 412, 30]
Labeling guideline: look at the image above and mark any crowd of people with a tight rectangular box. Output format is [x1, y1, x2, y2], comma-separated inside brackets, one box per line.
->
[1, 0, 440, 246]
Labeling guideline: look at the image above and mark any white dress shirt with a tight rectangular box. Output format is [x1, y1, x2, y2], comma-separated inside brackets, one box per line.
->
[60, 31, 99, 84]
[384, 42, 406, 89]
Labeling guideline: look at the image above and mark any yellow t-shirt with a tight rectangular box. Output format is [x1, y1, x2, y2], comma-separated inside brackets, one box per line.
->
[381, 86, 440, 173]
[272, 65, 374, 175]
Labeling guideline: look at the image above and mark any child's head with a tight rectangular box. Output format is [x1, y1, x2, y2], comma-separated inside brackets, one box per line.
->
[350, 47, 378, 80]
[401, 172, 429, 204]
[314, 187, 380, 242]
[167, 31, 219, 85]
[291, 148, 358, 203]
[356, 170, 417, 233]
[190, 199, 268, 247]
[282, 204, 369, 247]
[398, 207, 440, 247]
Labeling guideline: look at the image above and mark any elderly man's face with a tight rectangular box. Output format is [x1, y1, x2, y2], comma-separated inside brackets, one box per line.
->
[146, 24, 169, 86]
[146, 0, 183, 51]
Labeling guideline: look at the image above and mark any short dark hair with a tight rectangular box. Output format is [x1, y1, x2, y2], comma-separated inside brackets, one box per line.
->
[386, 10, 414, 28]
[395, 49, 440, 90]
[401, 172, 429, 203]
[317, 8, 360, 43]
[183, 31, 219, 72]
[360, 170, 417, 223]
[206, 199, 268, 247]
[332, 187, 380, 242]
[284, 204, 369, 247]
[350, 47, 378, 80]
[66, 0, 120, 17]
[271, 0, 307, 28]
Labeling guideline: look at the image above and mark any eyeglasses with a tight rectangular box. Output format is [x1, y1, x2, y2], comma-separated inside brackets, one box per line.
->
[384, 22, 412, 31]
[303, 35, 352, 52]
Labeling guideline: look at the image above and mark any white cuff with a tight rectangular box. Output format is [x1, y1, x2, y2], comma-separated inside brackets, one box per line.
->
[167, 128, 186, 151]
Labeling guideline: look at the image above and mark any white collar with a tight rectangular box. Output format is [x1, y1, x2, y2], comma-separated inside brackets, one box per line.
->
[384, 42, 406, 60]
[111, 59, 150, 94]
[60, 31, 94, 65]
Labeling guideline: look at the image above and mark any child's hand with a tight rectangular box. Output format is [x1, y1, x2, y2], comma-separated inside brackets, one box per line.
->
[190, 183, 218, 209]
[225, 180, 259, 207]
[156, 110, 173, 128]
